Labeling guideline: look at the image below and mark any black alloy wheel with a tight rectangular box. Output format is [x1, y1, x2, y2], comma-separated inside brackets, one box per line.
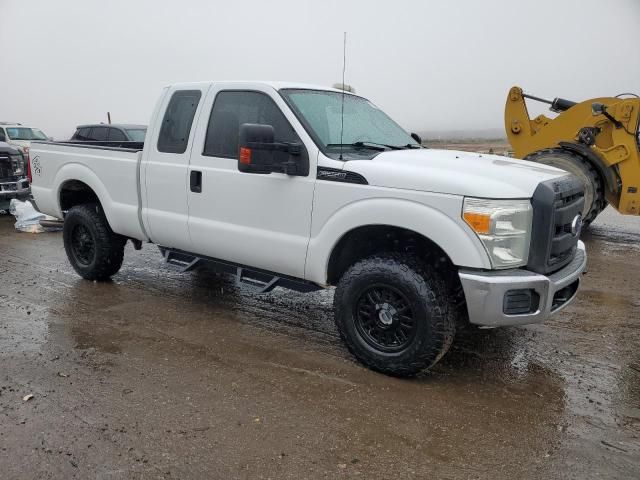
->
[63, 203, 126, 280]
[70, 223, 96, 266]
[354, 284, 417, 353]
[333, 253, 456, 376]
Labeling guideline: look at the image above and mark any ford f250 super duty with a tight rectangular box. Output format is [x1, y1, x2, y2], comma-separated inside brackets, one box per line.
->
[29, 82, 587, 376]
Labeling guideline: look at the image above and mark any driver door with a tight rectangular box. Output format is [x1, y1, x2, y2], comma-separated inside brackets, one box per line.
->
[187, 84, 317, 279]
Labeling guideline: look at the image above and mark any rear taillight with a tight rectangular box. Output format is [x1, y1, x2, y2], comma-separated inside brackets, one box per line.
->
[27, 153, 32, 183]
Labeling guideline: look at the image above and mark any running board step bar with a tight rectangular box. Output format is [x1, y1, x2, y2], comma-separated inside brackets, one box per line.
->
[158, 246, 320, 293]
[235, 267, 280, 293]
[161, 248, 201, 272]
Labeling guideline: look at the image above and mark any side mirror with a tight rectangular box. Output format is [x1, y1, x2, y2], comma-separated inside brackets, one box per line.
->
[410, 132, 422, 145]
[238, 123, 275, 174]
[238, 123, 309, 176]
[0, 132, 5, 142]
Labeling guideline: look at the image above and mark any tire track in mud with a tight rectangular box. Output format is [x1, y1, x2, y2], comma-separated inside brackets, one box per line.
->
[2, 241, 339, 336]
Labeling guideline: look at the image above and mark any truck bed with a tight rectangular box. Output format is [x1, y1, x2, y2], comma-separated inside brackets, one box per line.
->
[54, 140, 145, 152]
[30, 141, 147, 240]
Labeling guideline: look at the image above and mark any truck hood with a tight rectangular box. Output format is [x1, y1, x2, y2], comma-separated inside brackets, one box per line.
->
[0, 141, 21, 155]
[343, 149, 569, 198]
[8, 140, 31, 150]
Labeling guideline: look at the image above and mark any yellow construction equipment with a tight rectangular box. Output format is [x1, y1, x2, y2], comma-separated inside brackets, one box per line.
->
[505, 86, 640, 226]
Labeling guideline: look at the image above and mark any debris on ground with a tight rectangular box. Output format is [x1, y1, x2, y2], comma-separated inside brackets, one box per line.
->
[9, 199, 62, 233]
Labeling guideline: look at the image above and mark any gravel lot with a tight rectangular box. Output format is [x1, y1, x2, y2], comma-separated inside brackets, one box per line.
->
[0, 207, 638, 479]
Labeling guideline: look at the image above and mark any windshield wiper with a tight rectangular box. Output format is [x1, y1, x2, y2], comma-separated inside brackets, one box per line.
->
[326, 141, 401, 151]
[355, 141, 405, 150]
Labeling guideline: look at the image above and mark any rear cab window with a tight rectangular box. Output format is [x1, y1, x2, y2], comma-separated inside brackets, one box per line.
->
[108, 128, 126, 141]
[90, 127, 108, 141]
[157, 90, 202, 153]
[74, 127, 91, 140]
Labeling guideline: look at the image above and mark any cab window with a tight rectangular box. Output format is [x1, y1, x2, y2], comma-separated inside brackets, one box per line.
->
[157, 90, 202, 154]
[90, 127, 107, 142]
[108, 128, 126, 141]
[203, 91, 298, 159]
[90, 127, 108, 141]
[74, 127, 91, 140]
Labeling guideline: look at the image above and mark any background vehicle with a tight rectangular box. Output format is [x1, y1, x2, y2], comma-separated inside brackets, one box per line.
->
[505, 86, 640, 226]
[0, 122, 50, 157]
[30, 81, 587, 376]
[0, 142, 30, 211]
[71, 124, 147, 143]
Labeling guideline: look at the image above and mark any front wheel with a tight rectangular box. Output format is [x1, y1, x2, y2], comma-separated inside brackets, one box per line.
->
[334, 253, 456, 377]
[63, 203, 126, 280]
[525, 149, 607, 227]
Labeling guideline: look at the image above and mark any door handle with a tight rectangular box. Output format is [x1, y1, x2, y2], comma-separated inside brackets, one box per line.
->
[190, 170, 202, 193]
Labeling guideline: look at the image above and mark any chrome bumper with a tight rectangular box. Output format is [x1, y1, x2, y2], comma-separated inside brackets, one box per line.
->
[0, 179, 30, 197]
[0, 180, 30, 209]
[458, 241, 587, 327]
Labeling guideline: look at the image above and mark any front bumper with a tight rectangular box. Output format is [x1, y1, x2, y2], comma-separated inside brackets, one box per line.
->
[0, 179, 30, 210]
[458, 241, 587, 327]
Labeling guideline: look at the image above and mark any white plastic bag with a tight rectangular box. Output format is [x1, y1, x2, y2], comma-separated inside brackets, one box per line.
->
[9, 199, 60, 233]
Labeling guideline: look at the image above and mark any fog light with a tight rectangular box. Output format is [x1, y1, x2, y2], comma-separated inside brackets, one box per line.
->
[503, 289, 540, 315]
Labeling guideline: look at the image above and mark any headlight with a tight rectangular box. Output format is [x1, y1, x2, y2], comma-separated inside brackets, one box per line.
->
[463, 198, 532, 269]
[11, 155, 24, 176]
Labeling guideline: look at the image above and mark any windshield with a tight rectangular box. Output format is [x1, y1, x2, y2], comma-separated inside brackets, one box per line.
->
[6, 127, 48, 141]
[281, 89, 418, 159]
[125, 128, 147, 142]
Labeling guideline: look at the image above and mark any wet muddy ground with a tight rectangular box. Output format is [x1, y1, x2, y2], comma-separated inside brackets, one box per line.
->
[0, 208, 639, 479]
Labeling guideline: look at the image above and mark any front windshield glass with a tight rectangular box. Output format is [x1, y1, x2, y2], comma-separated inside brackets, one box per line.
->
[6, 127, 48, 141]
[125, 128, 147, 142]
[281, 89, 418, 159]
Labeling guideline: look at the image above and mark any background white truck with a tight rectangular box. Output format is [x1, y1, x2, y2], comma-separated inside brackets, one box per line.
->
[30, 81, 587, 376]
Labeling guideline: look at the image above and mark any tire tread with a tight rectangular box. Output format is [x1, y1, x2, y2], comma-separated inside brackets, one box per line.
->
[525, 148, 607, 226]
[63, 203, 125, 281]
[334, 253, 456, 377]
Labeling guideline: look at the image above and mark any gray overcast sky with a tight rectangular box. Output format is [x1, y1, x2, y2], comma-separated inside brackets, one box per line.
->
[1, 0, 639, 139]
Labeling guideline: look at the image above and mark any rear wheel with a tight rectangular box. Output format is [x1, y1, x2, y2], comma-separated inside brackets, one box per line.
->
[525, 149, 606, 227]
[63, 203, 126, 280]
[334, 253, 456, 377]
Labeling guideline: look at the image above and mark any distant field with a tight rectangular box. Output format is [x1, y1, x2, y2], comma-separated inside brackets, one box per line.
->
[425, 139, 512, 156]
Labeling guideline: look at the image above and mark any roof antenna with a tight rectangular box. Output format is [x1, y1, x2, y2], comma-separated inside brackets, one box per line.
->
[339, 32, 347, 161]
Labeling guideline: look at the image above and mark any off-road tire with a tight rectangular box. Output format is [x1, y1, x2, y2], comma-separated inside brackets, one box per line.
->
[334, 253, 456, 377]
[63, 203, 126, 281]
[525, 148, 606, 227]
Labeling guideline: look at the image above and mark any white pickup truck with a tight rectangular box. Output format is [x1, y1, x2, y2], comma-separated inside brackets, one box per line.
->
[30, 81, 587, 376]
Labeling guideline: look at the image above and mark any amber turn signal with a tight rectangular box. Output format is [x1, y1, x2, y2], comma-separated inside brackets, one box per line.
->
[239, 147, 252, 165]
[463, 212, 491, 234]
